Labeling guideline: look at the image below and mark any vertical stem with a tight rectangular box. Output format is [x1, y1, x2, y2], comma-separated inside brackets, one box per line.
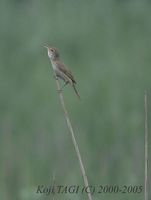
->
[54, 74, 92, 200]
[52, 172, 55, 200]
[144, 91, 148, 200]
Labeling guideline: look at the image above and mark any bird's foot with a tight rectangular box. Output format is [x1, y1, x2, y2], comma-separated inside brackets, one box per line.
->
[57, 89, 62, 94]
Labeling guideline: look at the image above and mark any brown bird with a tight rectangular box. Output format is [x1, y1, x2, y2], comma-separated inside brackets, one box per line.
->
[44, 46, 80, 98]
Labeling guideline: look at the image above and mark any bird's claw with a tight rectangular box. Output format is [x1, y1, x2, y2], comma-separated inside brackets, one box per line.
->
[57, 89, 62, 93]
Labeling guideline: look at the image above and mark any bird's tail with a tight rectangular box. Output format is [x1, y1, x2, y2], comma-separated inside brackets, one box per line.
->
[72, 83, 80, 99]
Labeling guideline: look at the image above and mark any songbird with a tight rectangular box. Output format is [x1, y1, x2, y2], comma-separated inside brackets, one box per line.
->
[44, 46, 80, 98]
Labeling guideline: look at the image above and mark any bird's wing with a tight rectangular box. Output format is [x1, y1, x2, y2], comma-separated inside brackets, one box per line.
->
[56, 61, 76, 83]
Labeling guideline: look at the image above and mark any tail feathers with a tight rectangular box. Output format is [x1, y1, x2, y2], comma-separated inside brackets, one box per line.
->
[72, 83, 80, 99]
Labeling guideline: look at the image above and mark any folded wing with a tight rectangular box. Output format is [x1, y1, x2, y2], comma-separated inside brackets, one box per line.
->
[55, 61, 76, 84]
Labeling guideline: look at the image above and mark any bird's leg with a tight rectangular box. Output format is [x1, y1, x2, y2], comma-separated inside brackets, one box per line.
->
[57, 81, 69, 94]
[54, 74, 69, 93]
[53, 74, 62, 93]
[60, 81, 69, 91]
[53, 74, 58, 80]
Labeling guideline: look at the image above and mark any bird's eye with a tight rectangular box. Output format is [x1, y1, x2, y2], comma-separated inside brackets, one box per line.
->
[51, 49, 54, 52]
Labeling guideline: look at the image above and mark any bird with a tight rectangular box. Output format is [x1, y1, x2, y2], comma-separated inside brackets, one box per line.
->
[44, 45, 80, 98]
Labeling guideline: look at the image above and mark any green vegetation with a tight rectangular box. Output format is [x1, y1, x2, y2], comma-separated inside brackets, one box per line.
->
[0, 0, 150, 199]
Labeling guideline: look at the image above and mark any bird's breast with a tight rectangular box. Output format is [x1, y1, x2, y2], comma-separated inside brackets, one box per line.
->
[51, 61, 58, 71]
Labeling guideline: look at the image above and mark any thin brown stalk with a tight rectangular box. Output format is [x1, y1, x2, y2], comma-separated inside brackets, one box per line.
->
[144, 91, 148, 200]
[52, 72, 92, 200]
[52, 172, 55, 200]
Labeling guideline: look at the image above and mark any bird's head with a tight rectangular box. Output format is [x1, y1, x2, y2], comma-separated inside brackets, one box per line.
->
[44, 45, 59, 60]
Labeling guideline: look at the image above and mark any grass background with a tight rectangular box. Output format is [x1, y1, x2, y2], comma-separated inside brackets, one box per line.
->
[0, 0, 150, 199]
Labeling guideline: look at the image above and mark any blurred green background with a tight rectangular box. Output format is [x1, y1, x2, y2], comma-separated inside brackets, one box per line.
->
[0, 0, 150, 199]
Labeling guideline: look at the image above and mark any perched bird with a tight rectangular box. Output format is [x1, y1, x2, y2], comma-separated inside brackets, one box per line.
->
[44, 46, 80, 98]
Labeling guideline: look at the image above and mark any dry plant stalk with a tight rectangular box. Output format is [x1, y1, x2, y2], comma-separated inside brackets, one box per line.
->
[52, 173, 56, 200]
[144, 91, 148, 200]
[53, 73, 93, 200]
